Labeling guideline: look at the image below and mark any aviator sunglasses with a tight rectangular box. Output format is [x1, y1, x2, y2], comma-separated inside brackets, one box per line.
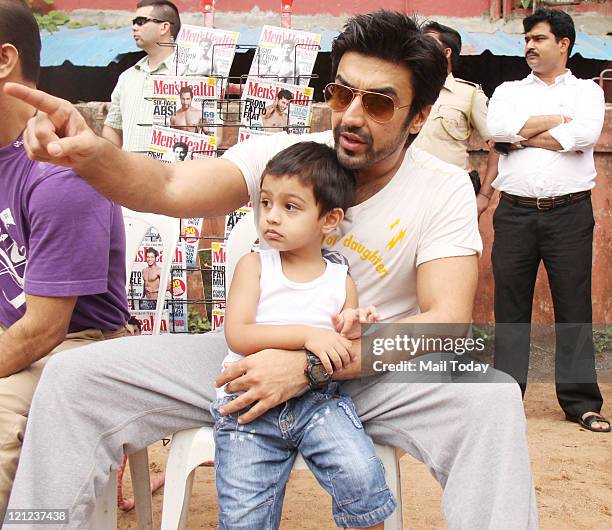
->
[323, 82, 411, 123]
[132, 16, 175, 26]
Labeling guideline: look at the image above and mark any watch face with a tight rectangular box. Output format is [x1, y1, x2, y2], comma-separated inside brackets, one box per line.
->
[311, 363, 330, 382]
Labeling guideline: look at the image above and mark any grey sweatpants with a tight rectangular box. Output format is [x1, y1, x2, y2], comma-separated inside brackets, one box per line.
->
[7, 332, 538, 529]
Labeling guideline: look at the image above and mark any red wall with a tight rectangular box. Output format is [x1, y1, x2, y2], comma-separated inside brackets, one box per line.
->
[50, 0, 612, 19]
[49, 0, 501, 18]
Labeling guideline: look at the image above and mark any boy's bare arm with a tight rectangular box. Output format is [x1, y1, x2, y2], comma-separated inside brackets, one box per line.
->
[224, 254, 342, 355]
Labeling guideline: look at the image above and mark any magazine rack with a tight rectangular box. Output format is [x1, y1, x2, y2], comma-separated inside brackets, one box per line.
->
[128, 29, 322, 338]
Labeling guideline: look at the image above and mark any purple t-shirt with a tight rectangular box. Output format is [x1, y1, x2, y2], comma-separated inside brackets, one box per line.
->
[0, 138, 129, 333]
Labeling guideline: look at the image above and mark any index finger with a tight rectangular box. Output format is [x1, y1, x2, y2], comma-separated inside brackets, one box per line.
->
[215, 359, 248, 388]
[4, 83, 66, 117]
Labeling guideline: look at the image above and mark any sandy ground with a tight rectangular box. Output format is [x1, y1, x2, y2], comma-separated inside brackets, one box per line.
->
[117, 383, 611, 529]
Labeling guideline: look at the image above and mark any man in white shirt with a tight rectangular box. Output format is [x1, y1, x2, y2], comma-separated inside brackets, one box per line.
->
[486, 8, 608, 432]
[5, 11, 538, 528]
[103, 0, 181, 152]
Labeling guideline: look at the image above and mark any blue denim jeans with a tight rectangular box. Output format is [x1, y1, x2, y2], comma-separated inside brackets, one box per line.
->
[210, 383, 396, 529]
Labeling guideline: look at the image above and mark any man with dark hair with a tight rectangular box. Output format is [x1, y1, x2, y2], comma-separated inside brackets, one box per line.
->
[486, 8, 607, 432]
[172, 141, 189, 162]
[263, 38, 299, 83]
[262, 88, 293, 130]
[179, 36, 216, 77]
[142, 247, 161, 302]
[415, 21, 498, 213]
[170, 85, 205, 133]
[0, 0, 131, 520]
[103, 0, 181, 152]
[6, 11, 537, 528]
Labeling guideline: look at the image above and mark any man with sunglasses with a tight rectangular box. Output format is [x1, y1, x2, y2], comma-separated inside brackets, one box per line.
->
[6, 11, 537, 529]
[103, 0, 180, 152]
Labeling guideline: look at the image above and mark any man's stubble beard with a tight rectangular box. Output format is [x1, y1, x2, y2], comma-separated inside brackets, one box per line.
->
[333, 124, 409, 171]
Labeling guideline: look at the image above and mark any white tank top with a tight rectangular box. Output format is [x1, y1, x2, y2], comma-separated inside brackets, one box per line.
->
[217, 249, 348, 397]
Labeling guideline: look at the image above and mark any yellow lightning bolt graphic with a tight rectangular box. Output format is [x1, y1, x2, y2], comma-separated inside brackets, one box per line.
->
[386, 228, 407, 251]
[389, 219, 400, 230]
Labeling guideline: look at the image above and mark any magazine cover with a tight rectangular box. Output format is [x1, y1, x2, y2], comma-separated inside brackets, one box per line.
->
[182, 217, 204, 268]
[248, 25, 320, 86]
[150, 75, 219, 136]
[210, 241, 226, 330]
[127, 241, 188, 334]
[240, 78, 313, 135]
[237, 127, 268, 143]
[224, 204, 252, 239]
[211, 303, 226, 331]
[176, 24, 239, 78]
[148, 125, 217, 163]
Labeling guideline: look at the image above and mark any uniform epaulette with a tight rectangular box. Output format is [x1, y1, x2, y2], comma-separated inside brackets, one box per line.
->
[455, 78, 479, 88]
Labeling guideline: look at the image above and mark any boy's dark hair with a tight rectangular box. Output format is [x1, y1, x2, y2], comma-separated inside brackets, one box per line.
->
[0, 0, 41, 83]
[145, 247, 159, 258]
[524, 8, 575, 57]
[422, 21, 461, 73]
[330, 10, 447, 125]
[262, 142, 356, 214]
[136, 0, 181, 39]
[277, 89, 293, 101]
[179, 85, 193, 97]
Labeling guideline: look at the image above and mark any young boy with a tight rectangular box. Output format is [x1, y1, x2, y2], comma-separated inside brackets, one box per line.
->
[211, 142, 397, 529]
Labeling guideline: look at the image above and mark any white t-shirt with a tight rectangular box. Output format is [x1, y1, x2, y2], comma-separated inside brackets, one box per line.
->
[222, 131, 482, 323]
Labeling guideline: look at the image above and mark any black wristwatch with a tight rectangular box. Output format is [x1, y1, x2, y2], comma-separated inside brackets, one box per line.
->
[304, 350, 332, 390]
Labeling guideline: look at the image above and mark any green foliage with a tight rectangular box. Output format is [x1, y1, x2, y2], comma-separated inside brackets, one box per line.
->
[34, 10, 69, 32]
[27, 1, 95, 33]
[188, 308, 211, 334]
[593, 327, 612, 355]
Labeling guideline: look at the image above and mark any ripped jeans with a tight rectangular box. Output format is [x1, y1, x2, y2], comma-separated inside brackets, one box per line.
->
[210, 383, 397, 529]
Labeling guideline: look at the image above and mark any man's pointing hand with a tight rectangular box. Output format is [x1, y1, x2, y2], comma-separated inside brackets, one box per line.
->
[3, 83, 101, 168]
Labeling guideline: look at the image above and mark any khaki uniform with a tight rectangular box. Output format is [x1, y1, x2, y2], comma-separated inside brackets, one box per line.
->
[414, 73, 491, 170]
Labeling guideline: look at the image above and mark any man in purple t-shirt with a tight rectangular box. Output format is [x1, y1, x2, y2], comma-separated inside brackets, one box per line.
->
[0, 1, 131, 517]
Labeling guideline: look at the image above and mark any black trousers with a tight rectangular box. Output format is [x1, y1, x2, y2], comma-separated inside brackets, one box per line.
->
[492, 197, 603, 419]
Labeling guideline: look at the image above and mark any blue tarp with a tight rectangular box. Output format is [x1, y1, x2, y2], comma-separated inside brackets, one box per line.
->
[40, 25, 612, 67]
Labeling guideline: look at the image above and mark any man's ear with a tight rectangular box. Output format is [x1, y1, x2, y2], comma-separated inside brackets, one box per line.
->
[160, 21, 173, 41]
[321, 207, 345, 234]
[0, 44, 19, 81]
[558, 36, 570, 56]
[407, 104, 432, 135]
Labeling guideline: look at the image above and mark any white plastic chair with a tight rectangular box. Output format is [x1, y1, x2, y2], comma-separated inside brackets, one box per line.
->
[160, 210, 405, 529]
[90, 208, 181, 530]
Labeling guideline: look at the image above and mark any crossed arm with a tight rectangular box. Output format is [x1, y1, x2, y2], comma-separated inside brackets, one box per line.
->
[0, 295, 76, 377]
[486, 82, 604, 153]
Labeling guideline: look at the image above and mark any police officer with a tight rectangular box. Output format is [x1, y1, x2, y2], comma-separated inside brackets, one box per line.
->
[414, 21, 498, 216]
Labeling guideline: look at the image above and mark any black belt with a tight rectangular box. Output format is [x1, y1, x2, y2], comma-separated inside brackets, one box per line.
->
[500, 191, 591, 211]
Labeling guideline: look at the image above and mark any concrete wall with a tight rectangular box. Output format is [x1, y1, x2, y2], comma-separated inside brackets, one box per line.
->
[76, 101, 611, 324]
